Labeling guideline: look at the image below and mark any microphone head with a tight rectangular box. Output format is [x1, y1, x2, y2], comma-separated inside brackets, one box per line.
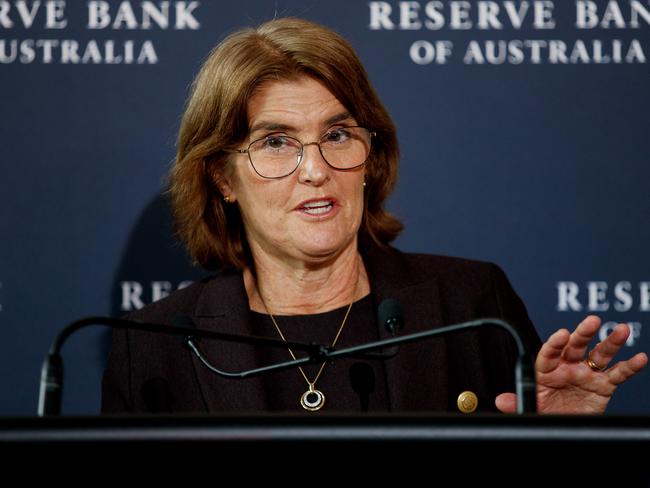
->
[172, 314, 197, 347]
[378, 298, 403, 335]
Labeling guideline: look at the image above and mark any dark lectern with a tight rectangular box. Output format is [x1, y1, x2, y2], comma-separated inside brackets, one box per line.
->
[2, 414, 650, 482]
[3, 414, 650, 451]
[4, 413, 650, 445]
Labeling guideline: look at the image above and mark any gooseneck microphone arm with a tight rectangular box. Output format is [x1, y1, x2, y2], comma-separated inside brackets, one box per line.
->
[38, 316, 331, 417]
[39, 316, 536, 416]
[327, 318, 536, 414]
[183, 318, 536, 413]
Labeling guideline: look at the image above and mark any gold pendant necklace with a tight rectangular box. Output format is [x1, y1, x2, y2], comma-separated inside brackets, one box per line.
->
[265, 301, 354, 412]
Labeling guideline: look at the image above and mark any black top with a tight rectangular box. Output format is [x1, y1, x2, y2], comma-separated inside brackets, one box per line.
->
[248, 294, 389, 411]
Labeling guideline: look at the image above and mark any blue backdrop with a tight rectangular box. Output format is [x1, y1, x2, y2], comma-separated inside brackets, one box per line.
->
[1, 0, 648, 415]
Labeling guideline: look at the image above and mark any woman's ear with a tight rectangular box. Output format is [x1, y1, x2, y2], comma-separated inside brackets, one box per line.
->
[213, 172, 236, 203]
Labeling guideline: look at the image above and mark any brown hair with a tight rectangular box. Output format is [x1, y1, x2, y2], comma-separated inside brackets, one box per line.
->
[169, 17, 403, 270]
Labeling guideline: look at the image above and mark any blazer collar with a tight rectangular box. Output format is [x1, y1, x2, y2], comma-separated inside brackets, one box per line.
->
[193, 269, 248, 318]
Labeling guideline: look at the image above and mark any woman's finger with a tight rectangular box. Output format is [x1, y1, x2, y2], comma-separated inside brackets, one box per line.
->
[561, 315, 602, 362]
[588, 323, 630, 371]
[607, 353, 648, 385]
[536, 328, 570, 374]
[495, 392, 517, 413]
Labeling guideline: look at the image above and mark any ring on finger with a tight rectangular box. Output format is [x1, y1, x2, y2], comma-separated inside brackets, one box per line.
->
[586, 350, 607, 372]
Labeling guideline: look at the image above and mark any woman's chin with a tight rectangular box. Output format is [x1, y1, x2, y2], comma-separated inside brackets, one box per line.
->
[295, 239, 353, 262]
[299, 245, 341, 261]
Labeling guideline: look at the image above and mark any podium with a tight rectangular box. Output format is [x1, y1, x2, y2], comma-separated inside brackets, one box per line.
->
[3, 413, 650, 444]
[2, 414, 650, 480]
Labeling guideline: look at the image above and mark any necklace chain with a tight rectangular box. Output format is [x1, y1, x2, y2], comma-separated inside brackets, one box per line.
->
[267, 301, 353, 385]
[263, 299, 354, 411]
[256, 258, 362, 411]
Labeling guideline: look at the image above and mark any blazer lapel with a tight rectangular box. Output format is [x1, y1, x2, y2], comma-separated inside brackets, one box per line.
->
[364, 246, 448, 411]
[189, 271, 269, 412]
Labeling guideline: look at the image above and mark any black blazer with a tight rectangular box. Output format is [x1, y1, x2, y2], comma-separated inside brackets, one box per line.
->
[101, 245, 541, 413]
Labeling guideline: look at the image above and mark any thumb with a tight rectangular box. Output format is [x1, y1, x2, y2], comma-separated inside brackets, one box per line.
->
[495, 392, 517, 413]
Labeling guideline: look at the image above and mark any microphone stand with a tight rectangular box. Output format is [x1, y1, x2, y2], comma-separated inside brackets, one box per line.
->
[38, 317, 536, 416]
[328, 319, 536, 414]
[38, 317, 329, 417]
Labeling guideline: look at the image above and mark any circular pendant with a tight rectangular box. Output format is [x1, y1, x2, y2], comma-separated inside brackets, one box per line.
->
[300, 388, 325, 411]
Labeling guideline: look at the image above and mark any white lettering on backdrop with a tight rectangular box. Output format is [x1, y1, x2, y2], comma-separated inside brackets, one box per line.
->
[369, 1, 649, 65]
[0, 1, 201, 64]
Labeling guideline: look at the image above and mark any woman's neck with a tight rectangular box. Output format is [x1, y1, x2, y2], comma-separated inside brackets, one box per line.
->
[243, 246, 370, 315]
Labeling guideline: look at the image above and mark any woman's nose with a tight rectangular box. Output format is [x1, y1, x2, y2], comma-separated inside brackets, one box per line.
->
[297, 142, 330, 185]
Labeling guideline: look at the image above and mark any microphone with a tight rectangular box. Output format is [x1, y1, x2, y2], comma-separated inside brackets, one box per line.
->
[39, 309, 537, 415]
[173, 314, 197, 347]
[378, 298, 403, 335]
[352, 299, 403, 361]
[349, 362, 375, 412]
[324, 308, 537, 414]
[37, 316, 330, 416]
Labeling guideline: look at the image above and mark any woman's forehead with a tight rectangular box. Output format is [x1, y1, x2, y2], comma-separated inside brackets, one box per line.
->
[246, 76, 353, 131]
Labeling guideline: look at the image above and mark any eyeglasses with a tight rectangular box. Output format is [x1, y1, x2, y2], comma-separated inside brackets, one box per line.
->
[224, 126, 375, 179]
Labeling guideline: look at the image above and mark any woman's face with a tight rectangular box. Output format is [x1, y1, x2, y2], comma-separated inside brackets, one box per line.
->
[221, 76, 366, 267]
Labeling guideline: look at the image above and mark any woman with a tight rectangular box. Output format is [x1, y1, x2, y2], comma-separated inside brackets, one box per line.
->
[102, 17, 646, 414]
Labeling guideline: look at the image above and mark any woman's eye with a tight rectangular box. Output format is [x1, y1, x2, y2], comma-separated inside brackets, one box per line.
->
[325, 129, 350, 143]
[264, 136, 287, 149]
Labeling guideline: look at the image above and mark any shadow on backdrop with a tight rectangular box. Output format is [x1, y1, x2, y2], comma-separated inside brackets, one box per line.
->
[110, 193, 207, 318]
[62, 194, 207, 414]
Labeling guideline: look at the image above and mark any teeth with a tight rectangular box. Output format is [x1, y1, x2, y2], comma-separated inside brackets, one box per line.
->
[302, 200, 332, 208]
[303, 205, 332, 215]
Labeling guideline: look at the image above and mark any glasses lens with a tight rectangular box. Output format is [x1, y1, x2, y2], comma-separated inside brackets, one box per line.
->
[320, 127, 372, 169]
[248, 135, 302, 178]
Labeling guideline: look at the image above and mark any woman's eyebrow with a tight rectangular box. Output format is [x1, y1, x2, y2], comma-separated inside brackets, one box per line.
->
[249, 112, 353, 135]
[249, 121, 295, 134]
[324, 111, 352, 125]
